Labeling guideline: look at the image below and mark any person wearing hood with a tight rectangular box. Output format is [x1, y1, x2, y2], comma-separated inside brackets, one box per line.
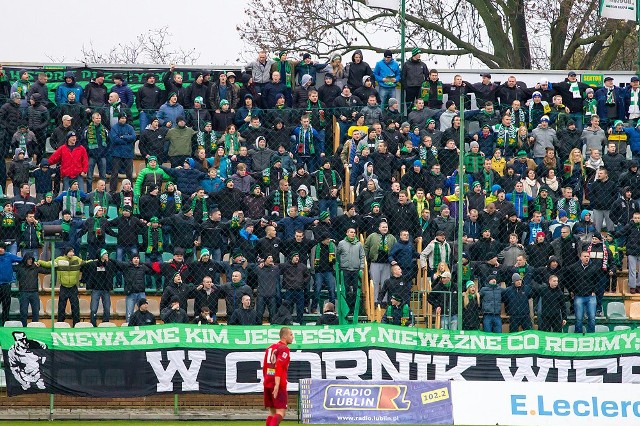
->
[400, 160, 428, 197]
[26, 93, 49, 159]
[55, 71, 83, 105]
[58, 89, 85, 134]
[373, 49, 401, 107]
[228, 293, 261, 325]
[401, 48, 429, 106]
[32, 161, 56, 201]
[157, 92, 185, 129]
[620, 160, 640, 201]
[353, 156, 378, 195]
[7, 147, 32, 196]
[184, 71, 209, 109]
[158, 206, 199, 257]
[610, 186, 640, 231]
[249, 135, 276, 174]
[133, 74, 162, 134]
[353, 75, 380, 105]
[110, 73, 134, 108]
[162, 65, 187, 106]
[292, 73, 315, 109]
[14, 254, 49, 326]
[48, 131, 88, 190]
[81, 71, 108, 115]
[355, 178, 383, 214]
[280, 251, 311, 324]
[346, 49, 373, 91]
[317, 73, 341, 107]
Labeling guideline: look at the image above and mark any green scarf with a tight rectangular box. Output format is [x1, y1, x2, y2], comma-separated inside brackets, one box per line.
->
[584, 98, 597, 116]
[93, 191, 110, 212]
[433, 241, 450, 266]
[605, 87, 615, 104]
[275, 58, 293, 88]
[314, 241, 335, 267]
[317, 169, 337, 190]
[86, 123, 107, 150]
[61, 220, 71, 238]
[432, 195, 443, 213]
[511, 190, 529, 218]
[420, 217, 430, 232]
[534, 195, 554, 220]
[160, 191, 182, 212]
[345, 236, 358, 244]
[569, 82, 581, 98]
[297, 195, 314, 216]
[64, 191, 83, 216]
[224, 133, 240, 155]
[495, 124, 518, 147]
[379, 233, 389, 253]
[421, 80, 443, 101]
[272, 190, 293, 214]
[1, 212, 15, 228]
[461, 263, 472, 281]
[482, 170, 493, 193]
[307, 99, 326, 126]
[93, 217, 103, 238]
[119, 192, 140, 215]
[512, 109, 526, 128]
[146, 227, 163, 253]
[191, 196, 208, 221]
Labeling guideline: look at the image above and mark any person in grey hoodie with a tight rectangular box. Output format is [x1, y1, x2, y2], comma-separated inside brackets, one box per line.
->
[337, 227, 365, 313]
[293, 74, 316, 108]
[529, 115, 558, 166]
[249, 136, 276, 174]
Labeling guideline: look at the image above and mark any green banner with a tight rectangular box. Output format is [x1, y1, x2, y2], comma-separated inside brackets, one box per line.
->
[581, 73, 603, 87]
[1, 324, 638, 357]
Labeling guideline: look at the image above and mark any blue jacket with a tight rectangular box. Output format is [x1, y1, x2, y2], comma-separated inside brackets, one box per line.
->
[108, 122, 137, 158]
[595, 86, 625, 121]
[291, 125, 323, 156]
[0, 252, 22, 283]
[55, 72, 83, 105]
[276, 215, 316, 240]
[200, 176, 225, 193]
[110, 81, 135, 108]
[506, 191, 533, 219]
[623, 126, 640, 153]
[157, 102, 185, 128]
[388, 240, 418, 271]
[374, 59, 401, 88]
[162, 166, 207, 196]
[234, 106, 263, 128]
[502, 284, 532, 317]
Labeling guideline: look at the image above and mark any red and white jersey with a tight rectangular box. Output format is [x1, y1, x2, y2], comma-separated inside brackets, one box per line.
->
[263, 341, 291, 389]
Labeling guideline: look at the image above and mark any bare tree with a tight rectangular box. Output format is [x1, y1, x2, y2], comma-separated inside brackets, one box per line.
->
[78, 26, 201, 65]
[239, 0, 635, 70]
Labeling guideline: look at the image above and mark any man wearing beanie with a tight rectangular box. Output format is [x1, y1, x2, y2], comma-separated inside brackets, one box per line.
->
[136, 73, 163, 132]
[502, 272, 533, 332]
[81, 71, 108, 116]
[128, 298, 156, 326]
[401, 47, 428, 107]
[462, 280, 481, 330]
[373, 49, 401, 108]
[84, 248, 119, 326]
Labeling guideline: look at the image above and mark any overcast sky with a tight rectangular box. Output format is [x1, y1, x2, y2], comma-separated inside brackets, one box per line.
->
[2, 0, 248, 66]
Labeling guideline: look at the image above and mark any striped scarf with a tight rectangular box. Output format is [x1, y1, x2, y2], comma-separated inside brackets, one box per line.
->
[587, 241, 609, 271]
[432, 241, 450, 267]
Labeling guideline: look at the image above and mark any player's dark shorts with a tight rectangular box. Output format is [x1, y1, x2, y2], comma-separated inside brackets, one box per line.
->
[264, 387, 288, 409]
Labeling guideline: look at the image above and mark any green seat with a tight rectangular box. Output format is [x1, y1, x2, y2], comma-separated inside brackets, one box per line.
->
[145, 275, 157, 292]
[113, 276, 125, 293]
[161, 252, 173, 262]
[105, 233, 118, 246]
[107, 205, 118, 219]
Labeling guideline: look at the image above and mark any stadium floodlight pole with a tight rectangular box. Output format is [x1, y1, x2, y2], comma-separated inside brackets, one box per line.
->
[399, 0, 406, 114]
[457, 92, 465, 330]
[49, 240, 56, 418]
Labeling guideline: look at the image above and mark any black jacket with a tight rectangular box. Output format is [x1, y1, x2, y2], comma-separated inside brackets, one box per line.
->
[228, 307, 261, 325]
[160, 281, 196, 312]
[108, 215, 144, 246]
[128, 309, 157, 326]
[82, 259, 118, 291]
[139, 127, 168, 159]
[563, 261, 598, 296]
[136, 82, 163, 111]
[161, 306, 189, 323]
[15, 258, 49, 292]
[82, 80, 108, 108]
[316, 311, 339, 325]
[114, 261, 151, 295]
[193, 286, 222, 316]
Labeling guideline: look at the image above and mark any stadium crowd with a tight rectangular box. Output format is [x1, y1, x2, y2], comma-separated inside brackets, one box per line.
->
[0, 48, 639, 334]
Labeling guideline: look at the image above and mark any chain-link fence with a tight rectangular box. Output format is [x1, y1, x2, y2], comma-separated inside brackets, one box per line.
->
[0, 68, 638, 338]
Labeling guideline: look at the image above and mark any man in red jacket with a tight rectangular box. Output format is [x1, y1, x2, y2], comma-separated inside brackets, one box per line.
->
[47, 131, 88, 190]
